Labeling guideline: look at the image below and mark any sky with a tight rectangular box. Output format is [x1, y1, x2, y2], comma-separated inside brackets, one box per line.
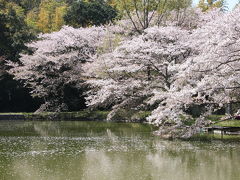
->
[192, 0, 239, 10]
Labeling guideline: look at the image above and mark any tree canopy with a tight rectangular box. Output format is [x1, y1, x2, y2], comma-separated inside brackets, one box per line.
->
[64, 0, 118, 27]
[0, 0, 35, 60]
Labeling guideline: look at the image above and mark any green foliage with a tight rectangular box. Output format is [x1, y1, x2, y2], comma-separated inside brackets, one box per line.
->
[0, 110, 110, 121]
[64, 0, 118, 27]
[6, 0, 42, 12]
[180, 114, 196, 126]
[0, 0, 40, 113]
[166, 0, 192, 10]
[214, 120, 240, 127]
[133, 111, 152, 120]
[25, 8, 38, 29]
[198, 0, 225, 11]
[189, 133, 240, 141]
[109, 0, 192, 32]
[109, 109, 151, 122]
[206, 115, 225, 122]
[0, 0, 35, 60]
[112, 0, 161, 12]
[2, 0, 68, 33]
[34, 0, 68, 33]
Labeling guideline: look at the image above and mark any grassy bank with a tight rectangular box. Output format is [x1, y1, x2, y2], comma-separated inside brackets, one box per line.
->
[189, 133, 240, 142]
[0, 111, 109, 121]
[214, 120, 240, 127]
[206, 115, 240, 127]
[0, 110, 151, 122]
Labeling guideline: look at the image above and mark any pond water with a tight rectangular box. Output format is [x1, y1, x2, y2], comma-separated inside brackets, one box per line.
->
[0, 120, 239, 180]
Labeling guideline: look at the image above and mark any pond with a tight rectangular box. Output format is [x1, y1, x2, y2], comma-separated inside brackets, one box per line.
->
[0, 120, 239, 180]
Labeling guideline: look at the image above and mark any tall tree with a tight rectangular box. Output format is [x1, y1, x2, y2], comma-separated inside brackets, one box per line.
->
[0, 0, 39, 112]
[36, 0, 68, 33]
[64, 0, 118, 27]
[0, 0, 35, 60]
[84, 26, 191, 120]
[148, 7, 240, 137]
[8, 26, 106, 112]
[111, 0, 192, 33]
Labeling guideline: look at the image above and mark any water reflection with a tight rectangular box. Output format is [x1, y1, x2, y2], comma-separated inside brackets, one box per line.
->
[0, 121, 239, 180]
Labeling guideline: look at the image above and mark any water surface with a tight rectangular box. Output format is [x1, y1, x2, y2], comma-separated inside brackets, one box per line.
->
[0, 120, 239, 180]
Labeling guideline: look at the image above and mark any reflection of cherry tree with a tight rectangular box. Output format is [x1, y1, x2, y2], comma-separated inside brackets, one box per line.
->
[8, 26, 105, 112]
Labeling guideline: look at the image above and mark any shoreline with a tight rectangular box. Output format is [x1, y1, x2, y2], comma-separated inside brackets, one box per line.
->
[0, 111, 109, 121]
[0, 110, 148, 122]
[1, 112, 240, 141]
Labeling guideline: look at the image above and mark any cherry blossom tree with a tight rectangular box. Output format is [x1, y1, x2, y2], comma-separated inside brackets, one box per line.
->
[8, 26, 106, 112]
[148, 7, 240, 137]
[85, 26, 192, 120]
[85, 7, 240, 137]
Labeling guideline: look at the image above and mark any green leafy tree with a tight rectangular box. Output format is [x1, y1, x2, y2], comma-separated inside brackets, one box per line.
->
[25, 8, 38, 30]
[64, 0, 118, 27]
[54, 5, 68, 31]
[36, 0, 68, 33]
[0, 0, 39, 112]
[0, 0, 35, 60]
[110, 0, 192, 33]
[198, 0, 225, 11]
[5, 0, 41, 11]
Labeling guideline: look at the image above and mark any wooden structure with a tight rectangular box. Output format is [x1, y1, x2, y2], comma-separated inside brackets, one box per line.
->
[205, 126, 240, 138]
